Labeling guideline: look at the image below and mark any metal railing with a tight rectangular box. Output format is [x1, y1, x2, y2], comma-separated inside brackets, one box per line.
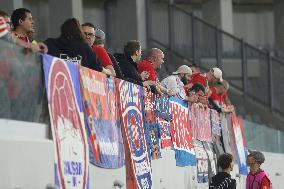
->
[146, 0, 284, 116]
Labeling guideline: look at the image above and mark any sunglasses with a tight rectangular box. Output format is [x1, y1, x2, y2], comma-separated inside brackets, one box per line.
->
[84, 32, 95, 37]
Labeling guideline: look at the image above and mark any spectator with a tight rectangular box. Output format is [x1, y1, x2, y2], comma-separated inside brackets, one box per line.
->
[208, 80, 234, 113]
[44, 18, 110, 74]
[114, 40, 152, 87]
[188, 67, 223, 105]
[246, 151, 272, 189]
[209, 153, 236, 189]
[0, 10, 11, 31]
[0, 16, 9, 38]
[11, 8, 34, 43]
[93, 27, 123, 78]
[0, 15, 46, 53]
[160, 65, 198, 102]
[81, 23, 115, 76]
[138, 48, 164, 82]
[189, 83, 206, 103]
[190, 67, 223, 90]
[189, 63, 200, 74]
[138, 48, 172, 95]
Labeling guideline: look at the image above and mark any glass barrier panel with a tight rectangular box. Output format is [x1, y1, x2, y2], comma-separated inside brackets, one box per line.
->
[244, 45, 269, 106]
[271, 58, 284, 115]
[221, 32, 243, 90]
[172, 6, 193, 60]
[148, 0, 170, 46]
[0, 39, 47, 123]
[243, 120, 284, 153]
[194, 18, 217, 69]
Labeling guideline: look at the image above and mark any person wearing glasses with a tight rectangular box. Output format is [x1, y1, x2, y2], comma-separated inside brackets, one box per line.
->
[81, 23, 116, 76]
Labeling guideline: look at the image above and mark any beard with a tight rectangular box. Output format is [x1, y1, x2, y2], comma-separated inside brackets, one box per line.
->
[181, 75, 188, 85]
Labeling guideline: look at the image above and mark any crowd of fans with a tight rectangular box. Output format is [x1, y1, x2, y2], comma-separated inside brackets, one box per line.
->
[0, 7, 234, 115]
[0, 8, 274, 189]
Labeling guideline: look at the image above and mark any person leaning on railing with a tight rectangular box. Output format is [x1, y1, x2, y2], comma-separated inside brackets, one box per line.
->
[81, 23, 116, 77]
[137, 48, 173, 96]
[208, 80, 234, 113]
[186, 67, 224, 106]
[114, 40, 153, 88]
[43, 18, 111, 75]
[0, 14, 47, 53]
[160, 65, 199, 103]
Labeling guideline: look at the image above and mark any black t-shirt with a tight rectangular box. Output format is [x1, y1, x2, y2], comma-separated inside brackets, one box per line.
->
[114, 53, 143, 86]
[44, 36, 103, 72]
[209, 172, 236, 189]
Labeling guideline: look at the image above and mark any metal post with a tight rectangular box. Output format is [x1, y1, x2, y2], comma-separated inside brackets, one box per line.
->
[168, 0, 174, 51]
[215, 26, 222, 68]
[191, 14, 196, 64]
[241, 40, 248, 95]
[268, 52, 274, 112]
[145, 0, 152, 49]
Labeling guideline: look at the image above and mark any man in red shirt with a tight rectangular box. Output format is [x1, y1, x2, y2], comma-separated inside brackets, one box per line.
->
[11, 8, 34, 43]
[81, 23, 116, 76]
[138, 48, 172, 95]
[138, 48, 164, 82]
[209, 80, 234, 113]
[189, 63, 201, 75]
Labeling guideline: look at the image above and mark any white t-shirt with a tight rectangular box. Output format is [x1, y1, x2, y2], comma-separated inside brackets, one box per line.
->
[161, 75, 186, 100]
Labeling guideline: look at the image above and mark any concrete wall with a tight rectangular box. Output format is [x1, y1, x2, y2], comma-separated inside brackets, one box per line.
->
[233, 9, 274, 49]
[1, 119, 284, 189]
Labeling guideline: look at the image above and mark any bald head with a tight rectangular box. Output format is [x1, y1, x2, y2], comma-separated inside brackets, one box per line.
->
[147, 48, 164, 69]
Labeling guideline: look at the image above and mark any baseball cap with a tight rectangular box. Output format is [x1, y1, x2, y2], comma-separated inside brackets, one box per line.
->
[212, 67, 223, 82]
[173, 65, 192, 75]
[249, 150, 265, 165]
[0, 16, 9, 38]
[95, 28, 105, 40]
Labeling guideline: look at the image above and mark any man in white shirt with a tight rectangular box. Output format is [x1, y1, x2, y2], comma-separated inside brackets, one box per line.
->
[161, 65, 197, 102]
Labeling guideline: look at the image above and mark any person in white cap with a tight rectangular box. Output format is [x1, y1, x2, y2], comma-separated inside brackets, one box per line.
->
[161, 65, 198, 102]
[209, 80, 234, 113]
[188, 67, 223, 105]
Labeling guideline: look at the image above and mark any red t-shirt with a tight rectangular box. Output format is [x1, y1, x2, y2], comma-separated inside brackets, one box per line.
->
[210, 87, 223, 105]
[190, 73, 208, 87]
[187, 73, 209, 97]
[92, 45, 113, 68]
[137, 59, 157, 82]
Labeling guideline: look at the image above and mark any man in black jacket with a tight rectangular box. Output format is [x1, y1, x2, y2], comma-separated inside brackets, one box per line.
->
[44, 18, 110, 75]
[114, 40, 152, 87]
[209, 153, 236, 189]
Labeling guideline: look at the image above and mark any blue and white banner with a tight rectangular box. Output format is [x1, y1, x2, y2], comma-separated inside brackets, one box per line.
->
[117, 79, 152, 189]
[43, 55, 89, 189]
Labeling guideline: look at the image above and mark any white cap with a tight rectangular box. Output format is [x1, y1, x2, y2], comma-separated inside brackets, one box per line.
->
[173, 65, 192, 75]
[212, 67, 223, 82]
